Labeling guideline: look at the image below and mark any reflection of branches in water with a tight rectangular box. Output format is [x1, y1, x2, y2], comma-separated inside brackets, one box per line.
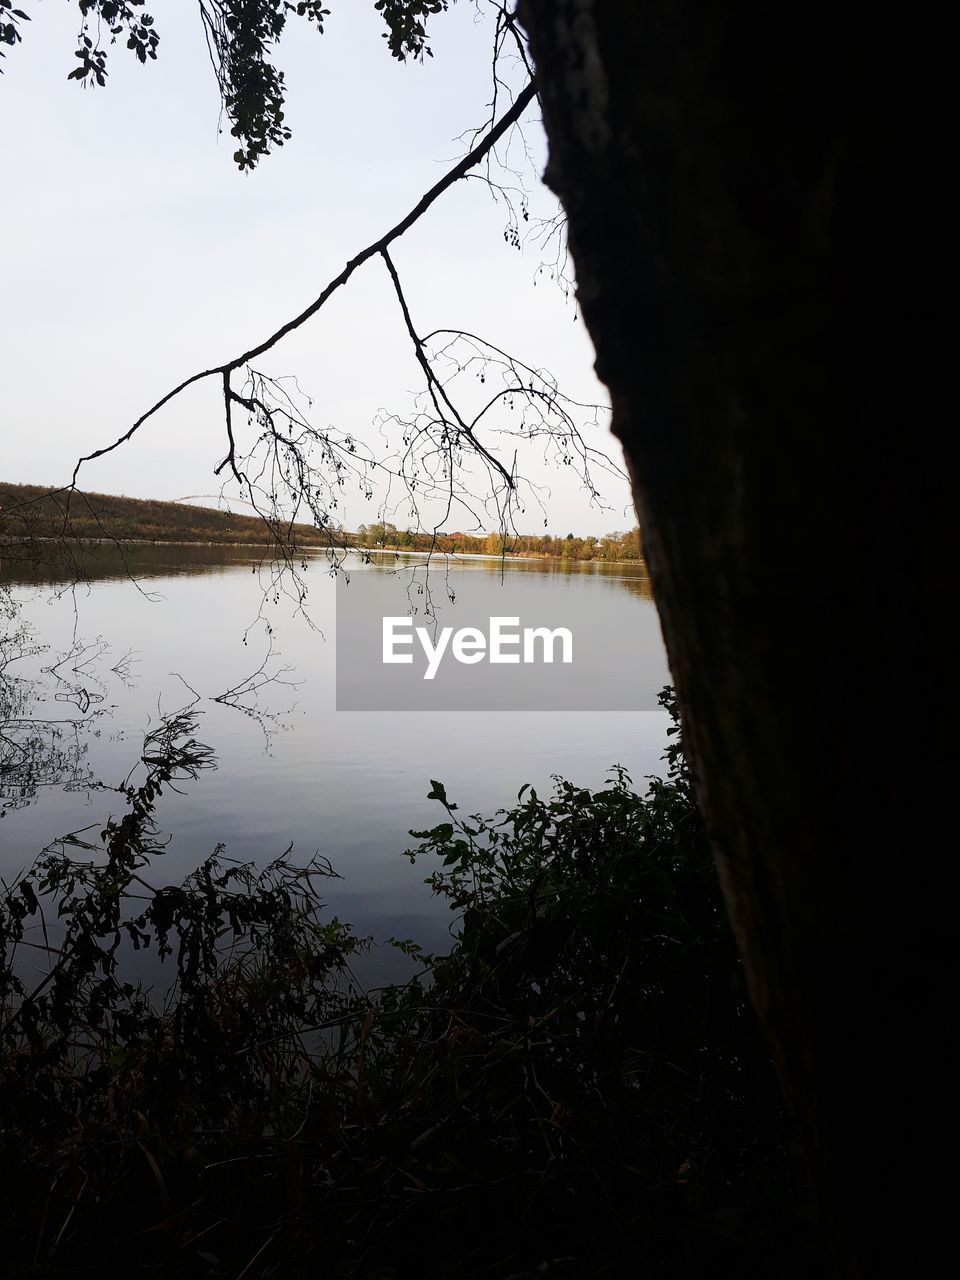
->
[0, 589, 37, 673]
[168, 628, 302, 757]
[0, 649, 99, 816]
[40, 633, 137, 713]
[109, 646, 139, 687]
[0, 589, 137, 815]
[0, 717, 102, 815]
[211, 630, 303, 755]
[42, 635, 110, 716]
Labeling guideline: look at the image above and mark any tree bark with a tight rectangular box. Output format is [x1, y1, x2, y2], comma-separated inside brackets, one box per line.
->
[520, 3, 949, 1272]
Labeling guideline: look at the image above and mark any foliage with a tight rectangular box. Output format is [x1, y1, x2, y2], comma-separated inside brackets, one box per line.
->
[0, 693, 818, 1276]
[4, 1, 455, 166]
[354, 521, 646, 561]
[387, 687, 806, 1273]
[1, 707, 367, 1276]
[375, 0, 450, 61]
[0, 0, 29, 71]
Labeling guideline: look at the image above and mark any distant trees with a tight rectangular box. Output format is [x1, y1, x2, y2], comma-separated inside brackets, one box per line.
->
[1, 483, 643, 564]
[355, 522, 397, 549]
[356, 523, 645, 563]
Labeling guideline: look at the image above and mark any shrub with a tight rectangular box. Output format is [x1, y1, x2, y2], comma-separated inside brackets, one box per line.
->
[0, 692, 819, 1277]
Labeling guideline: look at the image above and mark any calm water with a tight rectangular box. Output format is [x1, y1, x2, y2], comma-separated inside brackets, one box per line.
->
[1, 545, 670, 976]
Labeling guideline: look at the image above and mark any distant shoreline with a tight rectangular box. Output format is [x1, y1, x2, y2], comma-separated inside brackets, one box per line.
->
[1, 483, 646, 568]
[362, 548, 649, 570]
[1, 536, 649, 571]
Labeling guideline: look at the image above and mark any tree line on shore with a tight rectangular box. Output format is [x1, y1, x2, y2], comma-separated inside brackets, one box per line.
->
[0, 483, 644, 564]
[355, 522, 645, 562]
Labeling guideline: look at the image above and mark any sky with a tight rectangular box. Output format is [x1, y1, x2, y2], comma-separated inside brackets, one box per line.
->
[0, 2, 635, 537]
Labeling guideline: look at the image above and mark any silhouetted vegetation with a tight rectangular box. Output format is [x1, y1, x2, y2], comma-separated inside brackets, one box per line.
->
[0, 691, 819, 1278]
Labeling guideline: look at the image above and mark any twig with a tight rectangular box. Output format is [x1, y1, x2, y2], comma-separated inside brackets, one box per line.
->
[71, 81, 537, 488]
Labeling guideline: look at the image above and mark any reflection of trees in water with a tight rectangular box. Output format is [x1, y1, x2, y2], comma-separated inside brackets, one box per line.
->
[3, 538, 656, 609]
[473, 555, 654, 600]
[0, 587, 122, 814]
[1, 541, 306, 828]
[376, 550, 655, 618]
[0, 540, 279, 588]
[208, 628, 302, 755]
[0, 716, 98, 814]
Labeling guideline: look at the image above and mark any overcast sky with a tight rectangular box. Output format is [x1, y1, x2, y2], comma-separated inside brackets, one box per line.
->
[1, 3, 635, 537]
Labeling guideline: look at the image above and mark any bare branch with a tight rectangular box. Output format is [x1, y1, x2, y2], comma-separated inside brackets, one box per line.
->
[70, 80, 538, 489]
[380, 246, 515, 490]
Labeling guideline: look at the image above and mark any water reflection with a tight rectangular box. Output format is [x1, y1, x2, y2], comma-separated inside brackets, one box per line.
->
[1, 588, 126, 814]
[364, 547, 655, 599]
[2, 541, 655, 597]
[0, 540, 281, 587]
[1, 545, 669, 974]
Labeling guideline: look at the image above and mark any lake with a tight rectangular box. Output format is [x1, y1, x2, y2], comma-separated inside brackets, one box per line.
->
[1, 544, 671, 979]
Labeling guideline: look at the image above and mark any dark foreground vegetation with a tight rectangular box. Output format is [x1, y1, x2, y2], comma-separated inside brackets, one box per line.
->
[1, 691, 821, 1278]
[0, 483, 645, 564]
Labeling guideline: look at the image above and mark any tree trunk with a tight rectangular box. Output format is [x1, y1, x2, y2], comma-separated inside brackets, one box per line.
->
[520, 3, 948, 1272]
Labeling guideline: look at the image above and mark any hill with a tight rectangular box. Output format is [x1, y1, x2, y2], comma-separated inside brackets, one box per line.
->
[0, 482, 337, 548]
[0, 482, 646, 564]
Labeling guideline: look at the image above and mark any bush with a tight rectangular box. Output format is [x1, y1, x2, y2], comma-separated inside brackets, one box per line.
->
[0, 692, 820, 1277]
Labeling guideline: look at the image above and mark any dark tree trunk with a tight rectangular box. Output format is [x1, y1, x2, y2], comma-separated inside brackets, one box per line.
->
[520, 3, 948, 1273]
